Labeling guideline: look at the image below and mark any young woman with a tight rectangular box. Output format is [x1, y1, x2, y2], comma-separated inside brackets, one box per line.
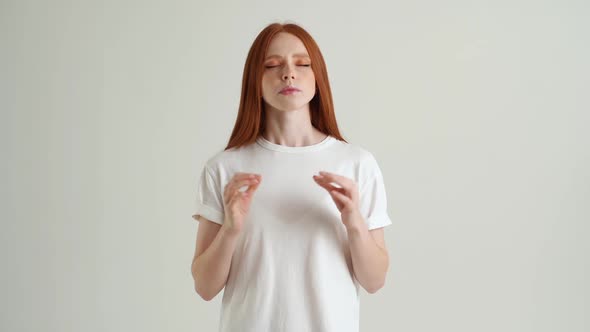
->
[191, 22, 393, 332]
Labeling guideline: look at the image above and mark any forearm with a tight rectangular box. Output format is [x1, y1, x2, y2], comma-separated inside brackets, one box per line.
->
[192, 224, 240, 301]
[346, 221, 389, 293]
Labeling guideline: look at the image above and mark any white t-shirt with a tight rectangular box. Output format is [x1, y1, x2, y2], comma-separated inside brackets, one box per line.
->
[192, 134, 393, 332]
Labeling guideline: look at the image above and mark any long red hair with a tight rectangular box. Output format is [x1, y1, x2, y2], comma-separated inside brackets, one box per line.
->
[224, 22, 348, 151]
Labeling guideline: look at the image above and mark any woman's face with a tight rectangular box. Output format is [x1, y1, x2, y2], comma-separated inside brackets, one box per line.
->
[261, 32, 316, 112]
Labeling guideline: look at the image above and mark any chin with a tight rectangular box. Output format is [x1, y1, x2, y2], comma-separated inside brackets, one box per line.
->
[264, 97, 313, 112]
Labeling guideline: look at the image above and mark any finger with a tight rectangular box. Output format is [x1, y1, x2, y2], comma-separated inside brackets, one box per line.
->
[233, 172, 259, 179]
[318, 171, 354, 188]
[317, 172, 358, 200]
[224, 173, 259, 204]
[313, 175, 345, 194]
[244, 179, 261, 195]
[227, 173, 259, 188]
[227, 188, 244, 209]
[230, 177, 259, 194]
[225, 178, 259, 201]
[330, 189, 353, 207]
[238, 179, 261, 201]
[240, 181, 260, 200]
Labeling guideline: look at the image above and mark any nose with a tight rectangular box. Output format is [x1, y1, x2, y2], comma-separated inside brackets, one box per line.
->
[282, 64, 295, 81]
[282, 72, 295, 80]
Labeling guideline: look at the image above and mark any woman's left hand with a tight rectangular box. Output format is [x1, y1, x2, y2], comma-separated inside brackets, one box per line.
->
[313, 171, 364, 230]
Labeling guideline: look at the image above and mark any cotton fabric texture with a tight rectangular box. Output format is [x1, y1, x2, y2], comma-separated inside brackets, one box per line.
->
[192, 134, 392, 332]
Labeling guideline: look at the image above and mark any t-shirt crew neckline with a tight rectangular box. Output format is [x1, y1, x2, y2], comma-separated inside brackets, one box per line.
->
[255, 134, 336, 153]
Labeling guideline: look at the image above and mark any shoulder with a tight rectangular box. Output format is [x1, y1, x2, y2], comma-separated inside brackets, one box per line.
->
[200, 142, 255, 175]
[330, 138, 376, 163]
[329, 139, 384, 191]
[334, 139, 381, 175]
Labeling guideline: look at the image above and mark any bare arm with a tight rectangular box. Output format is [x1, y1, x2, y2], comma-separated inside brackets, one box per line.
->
[347, 221, 389, 294]
[191, 172, 261, 301]
[312, 171, 390, 294]
[191, 216, 240, 301]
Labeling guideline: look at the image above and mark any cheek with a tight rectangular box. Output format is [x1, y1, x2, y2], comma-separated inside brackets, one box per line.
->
[261, 77, 270, 89]
[306, 75, 316, 88]
[261, 80, 274, 99]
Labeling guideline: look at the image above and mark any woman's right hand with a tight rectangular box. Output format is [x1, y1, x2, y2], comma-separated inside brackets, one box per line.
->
[222, 172, 262, 235]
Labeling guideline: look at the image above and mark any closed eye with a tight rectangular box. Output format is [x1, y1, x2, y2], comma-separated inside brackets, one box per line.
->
[265, 64, 311, 69]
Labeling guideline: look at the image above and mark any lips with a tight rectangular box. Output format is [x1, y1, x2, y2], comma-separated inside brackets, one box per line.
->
[279, 86, 301, 94]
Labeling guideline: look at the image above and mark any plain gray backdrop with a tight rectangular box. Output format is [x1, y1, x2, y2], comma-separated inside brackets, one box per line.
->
[2, 0, 589, 331]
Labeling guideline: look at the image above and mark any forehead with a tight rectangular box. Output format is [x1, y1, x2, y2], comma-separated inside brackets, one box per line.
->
[265, 32, 310, 59]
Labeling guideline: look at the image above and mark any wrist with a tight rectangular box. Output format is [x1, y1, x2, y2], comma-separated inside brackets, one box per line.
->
[344, 210, 367, 233]
[221, 223, 241, 237]
[345, 219, 368, 234]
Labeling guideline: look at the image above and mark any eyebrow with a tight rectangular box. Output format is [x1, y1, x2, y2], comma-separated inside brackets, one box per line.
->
[264, 53, 311, 60]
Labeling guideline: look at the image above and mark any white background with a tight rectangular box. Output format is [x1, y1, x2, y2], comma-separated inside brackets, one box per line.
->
[2, 0, 589, 331]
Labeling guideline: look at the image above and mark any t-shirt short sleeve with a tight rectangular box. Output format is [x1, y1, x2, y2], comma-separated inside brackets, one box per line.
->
[192, 164, 225, 225]
[359, 153, 393, 230]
